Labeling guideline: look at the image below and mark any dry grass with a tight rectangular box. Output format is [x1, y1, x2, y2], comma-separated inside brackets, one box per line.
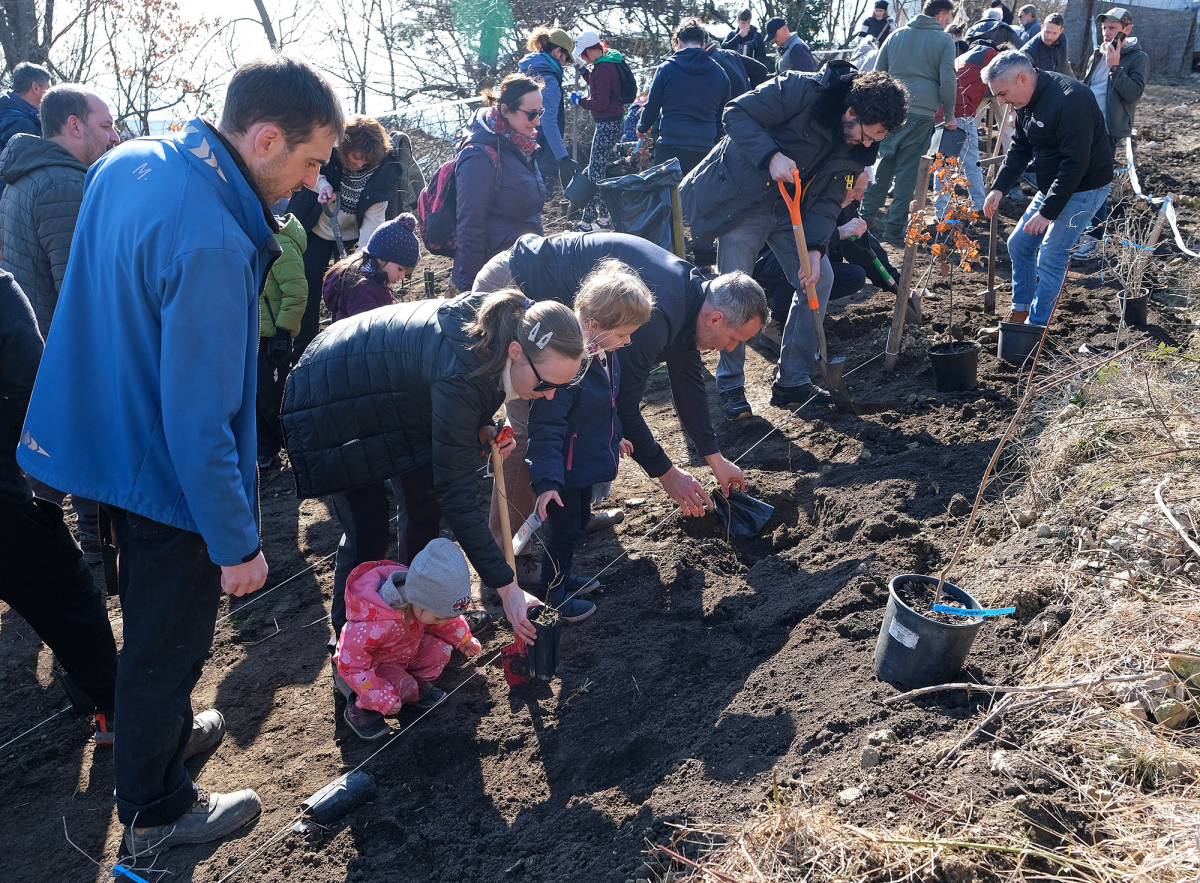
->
[670, 344, 1200, 883]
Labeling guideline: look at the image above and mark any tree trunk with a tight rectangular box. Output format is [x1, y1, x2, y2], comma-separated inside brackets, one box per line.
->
[251, 0, 278, 49]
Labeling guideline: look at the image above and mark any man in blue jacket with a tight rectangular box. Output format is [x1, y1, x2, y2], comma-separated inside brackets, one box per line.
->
[637, 17, 731, 174]
[17, 57, 343, 855]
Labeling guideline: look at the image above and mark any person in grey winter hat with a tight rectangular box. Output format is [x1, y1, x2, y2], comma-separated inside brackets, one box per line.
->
[381, 538, 473, 619]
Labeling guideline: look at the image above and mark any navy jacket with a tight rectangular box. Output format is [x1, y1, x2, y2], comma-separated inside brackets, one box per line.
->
[1021, 32, 1069, 75]
[528, 351, 622, 494]
[0, 270, 41, 503]
[0, 91, 40, 151]
[639, 48, 731, 149]
[992, 71, 1113, 220]
[504, 232, 720, 478]
[722, 27, 768, 67]
[706, 44, 752, 96]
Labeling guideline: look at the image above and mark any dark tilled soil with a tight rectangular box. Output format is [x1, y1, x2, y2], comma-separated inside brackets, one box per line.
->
[2, 81, 1197, 883]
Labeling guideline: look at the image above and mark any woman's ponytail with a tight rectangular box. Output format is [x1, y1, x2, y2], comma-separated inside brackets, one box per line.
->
[466, 289, 584, 377]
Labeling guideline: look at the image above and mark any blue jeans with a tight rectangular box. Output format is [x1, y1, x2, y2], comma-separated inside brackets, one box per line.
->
[107, 507, 221, 826]
[861, 114, 936, 237]
[714, 196, 834, 391]
[1008, 185, 1111, 325]
[935, 116, 986, 217]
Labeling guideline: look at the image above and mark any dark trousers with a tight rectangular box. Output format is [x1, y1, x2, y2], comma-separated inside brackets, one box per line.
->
[255, 343, 288, 459]
[0, 495, 117, 711]
[107, 506, 221, 826]
[329, 463, 441, 638]
[538, 485, 592, 595]
[653, 143, 710, 176]
[830, 259, 867, 300]
[296, 234, 356, 358]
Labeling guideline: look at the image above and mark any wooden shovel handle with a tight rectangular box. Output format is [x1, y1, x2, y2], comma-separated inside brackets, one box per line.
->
[490, 442, 517, 575]
[778, 171, 819, 311]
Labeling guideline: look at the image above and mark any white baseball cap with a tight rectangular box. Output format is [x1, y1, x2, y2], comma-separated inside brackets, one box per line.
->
[575, 30, 602, 54]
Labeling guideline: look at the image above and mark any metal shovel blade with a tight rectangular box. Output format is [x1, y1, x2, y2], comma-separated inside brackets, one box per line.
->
[820, 355, 857, 415]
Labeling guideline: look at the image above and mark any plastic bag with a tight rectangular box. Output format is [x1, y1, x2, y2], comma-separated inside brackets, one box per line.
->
[598, 158, 683, 251]
[712, 489, 774, 538]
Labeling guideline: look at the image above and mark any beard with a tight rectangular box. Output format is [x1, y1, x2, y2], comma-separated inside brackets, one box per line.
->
[251, 150, 298, 204]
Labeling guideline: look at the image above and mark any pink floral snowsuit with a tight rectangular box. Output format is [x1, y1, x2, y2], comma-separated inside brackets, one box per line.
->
[335, 560, 482, 714]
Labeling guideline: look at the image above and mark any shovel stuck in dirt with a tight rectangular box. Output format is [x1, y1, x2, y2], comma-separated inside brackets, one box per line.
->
[778, 171, 857, 415]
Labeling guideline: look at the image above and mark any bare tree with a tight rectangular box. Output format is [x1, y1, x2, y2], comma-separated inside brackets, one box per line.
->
[0, 0, 106, 82]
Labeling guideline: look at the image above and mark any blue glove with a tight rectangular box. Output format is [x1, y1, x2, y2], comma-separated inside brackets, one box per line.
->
[569, 92, 582, 105]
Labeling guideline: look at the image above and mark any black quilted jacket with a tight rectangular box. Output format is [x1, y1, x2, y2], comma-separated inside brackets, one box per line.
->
[0, 134, 87, 337]
[281, 293, 513, 588]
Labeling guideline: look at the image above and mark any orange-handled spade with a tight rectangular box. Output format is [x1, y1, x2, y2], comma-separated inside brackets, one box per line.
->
[777, 170, 857, 414]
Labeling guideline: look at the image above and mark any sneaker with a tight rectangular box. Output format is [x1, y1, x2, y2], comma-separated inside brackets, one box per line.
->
[256, 453, 277, 470]
[770, 382, 826, 409]
[343, 702, 391, 740]
[584, 508, 624, 533]
[719, 387, 753, 421]
[514, 554, 542, 591]
[576, 220, 593, 232]
[1073, 237, 1100, 260]
[462, 608, 493, 636]
[94, 710, 114, 746]
[595, 216, 611, 229]
[1007, 187, 1028, 202]
[93, 708, 225, 756]
[124, 788, 261, 856]
[413, 683, 446, 710]
[78, 533, 103, 565]
[553, 572, 601, 598]
[548, 587, 596, 622]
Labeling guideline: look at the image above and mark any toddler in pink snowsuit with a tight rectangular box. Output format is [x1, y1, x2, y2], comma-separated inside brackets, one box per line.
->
[335, 539, 482, 715]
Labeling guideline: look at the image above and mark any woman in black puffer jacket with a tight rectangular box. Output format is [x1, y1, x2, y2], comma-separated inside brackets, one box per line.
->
[282, 290, 583, 659]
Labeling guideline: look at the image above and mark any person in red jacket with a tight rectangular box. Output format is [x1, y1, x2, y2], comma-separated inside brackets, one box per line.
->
[570, 30, 626, 231]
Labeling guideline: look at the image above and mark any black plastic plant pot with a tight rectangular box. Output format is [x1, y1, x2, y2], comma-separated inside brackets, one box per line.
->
[1119, 289, 1149, 326]
[926, 341, 980, 392]
[528, 610, 562, 681]
[873, 575, 984, 688]
[997, 320, 1047, 365]
[302, 770, 376, 825]
[563, 172, 598, 209]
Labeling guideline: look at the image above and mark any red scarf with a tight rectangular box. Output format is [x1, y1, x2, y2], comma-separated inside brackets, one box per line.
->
[488, 106, 539, 158]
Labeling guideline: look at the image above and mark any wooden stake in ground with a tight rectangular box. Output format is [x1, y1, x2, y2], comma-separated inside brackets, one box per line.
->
[884, 153, 934, 370]
[669, 184, 686, 259]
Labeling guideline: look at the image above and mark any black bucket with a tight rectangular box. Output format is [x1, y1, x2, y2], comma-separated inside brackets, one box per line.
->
[926, 341, 980, 392]
[997, 320, 1046, 365]
[528, 610, 562, 681]
[872, 575, 984, 688]
[1119, 289, 1149, 326]
[563, 172, 598, 209]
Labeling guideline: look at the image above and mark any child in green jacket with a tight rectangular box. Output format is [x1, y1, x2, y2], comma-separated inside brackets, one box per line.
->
[257, 213, 308, 469]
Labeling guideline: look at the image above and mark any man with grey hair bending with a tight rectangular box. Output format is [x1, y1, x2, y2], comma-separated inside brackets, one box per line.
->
[473, 232, 767, 588]
[979, 51, 1112, 337]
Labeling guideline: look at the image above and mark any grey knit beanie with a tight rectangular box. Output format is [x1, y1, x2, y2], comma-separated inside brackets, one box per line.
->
[390, 539, 472, 618]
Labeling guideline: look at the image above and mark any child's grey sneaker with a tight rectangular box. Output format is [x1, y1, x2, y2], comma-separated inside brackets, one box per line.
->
[414, 684, 446, 710]
[123, 788, 261, 856]
[343, 703, 390, 740]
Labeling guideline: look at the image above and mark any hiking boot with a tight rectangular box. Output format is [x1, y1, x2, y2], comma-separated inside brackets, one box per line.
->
[79, 533, 103, 565]
[770, 382, 826, 409]
[719, 387, 753, 421]
[462, 608, 493, 636]
[124, 788, 261, 856]
[343, 702, 390, 740]
[413, 683, 446, 710]
[92, 708, 225, 756]
[585, 508, 624, 533]
[185, 709, 226, 760]
[548, 587, 596, 623]
[514, 554, 541, 591]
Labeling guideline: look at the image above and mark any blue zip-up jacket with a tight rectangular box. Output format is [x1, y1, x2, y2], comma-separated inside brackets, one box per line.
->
[528, 350, 622, 494]
[17, 118, 279, 565]
[518, 51, 569, 162]
[638, 47, 731, 149]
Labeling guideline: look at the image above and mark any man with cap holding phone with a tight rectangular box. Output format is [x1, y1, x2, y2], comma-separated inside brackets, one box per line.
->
[1072, 6, 1148, 260]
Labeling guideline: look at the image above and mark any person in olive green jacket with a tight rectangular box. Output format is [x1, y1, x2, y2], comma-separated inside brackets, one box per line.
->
[257, 213, 308, 468]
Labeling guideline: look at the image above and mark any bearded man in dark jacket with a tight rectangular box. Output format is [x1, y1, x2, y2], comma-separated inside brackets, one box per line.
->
[681, 62, 907, 419]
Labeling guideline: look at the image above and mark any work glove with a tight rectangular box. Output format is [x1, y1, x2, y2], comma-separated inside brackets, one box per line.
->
[267, 328, 293, 369]
[558, 157, 578, 189]
[569, 92, 582, 105]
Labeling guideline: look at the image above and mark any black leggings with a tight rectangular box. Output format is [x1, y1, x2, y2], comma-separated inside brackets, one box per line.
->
[295, 233, 356, 359]
[538, 485, 592, 595]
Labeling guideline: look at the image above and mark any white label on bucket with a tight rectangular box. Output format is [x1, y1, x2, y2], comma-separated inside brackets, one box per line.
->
[889, 619, 920, 649]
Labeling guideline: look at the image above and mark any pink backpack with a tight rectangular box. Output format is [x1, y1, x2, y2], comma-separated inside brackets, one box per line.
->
[415, 142, 497, 258]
